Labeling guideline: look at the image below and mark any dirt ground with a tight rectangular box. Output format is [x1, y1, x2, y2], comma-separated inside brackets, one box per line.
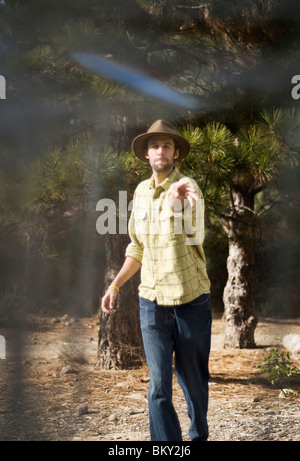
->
[0, 314, 300, 442]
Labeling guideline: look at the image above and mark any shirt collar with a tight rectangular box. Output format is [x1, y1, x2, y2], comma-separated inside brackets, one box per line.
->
[150, 167, 179, 191]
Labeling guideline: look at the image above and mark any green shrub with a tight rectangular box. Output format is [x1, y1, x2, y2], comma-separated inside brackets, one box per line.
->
[260, 349, 300, 389]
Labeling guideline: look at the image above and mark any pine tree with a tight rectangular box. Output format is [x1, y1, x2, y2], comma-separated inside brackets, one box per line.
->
[0, 0, 299, 358]
[0, 0, 152, 367]
[180, 108, 300, 347]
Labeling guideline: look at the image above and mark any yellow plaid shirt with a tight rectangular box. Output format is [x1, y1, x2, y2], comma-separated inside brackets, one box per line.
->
[125, 167, 210, 305]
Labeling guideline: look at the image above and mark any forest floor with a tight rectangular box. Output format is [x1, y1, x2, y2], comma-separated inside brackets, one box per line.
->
[0, 313, 300, 442]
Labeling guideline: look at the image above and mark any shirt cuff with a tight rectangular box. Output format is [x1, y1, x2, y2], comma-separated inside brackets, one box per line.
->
[125, 242, 143, 264]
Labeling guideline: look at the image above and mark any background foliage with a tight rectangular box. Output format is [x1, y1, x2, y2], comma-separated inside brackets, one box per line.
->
[0, 0, 299, 318]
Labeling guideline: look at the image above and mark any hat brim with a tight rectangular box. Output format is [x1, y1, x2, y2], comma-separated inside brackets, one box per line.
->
[132, 132, 190, 162]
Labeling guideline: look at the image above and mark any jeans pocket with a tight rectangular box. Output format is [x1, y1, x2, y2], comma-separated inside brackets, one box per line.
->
[190, 293, 210, 308]
[139, 297, 157, 330]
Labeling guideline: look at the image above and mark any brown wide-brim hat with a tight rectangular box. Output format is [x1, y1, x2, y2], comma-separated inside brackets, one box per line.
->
[132, 119, 190, 162]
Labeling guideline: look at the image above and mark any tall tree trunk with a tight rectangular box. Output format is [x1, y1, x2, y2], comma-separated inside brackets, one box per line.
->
[97, 234, 144, 369]
[97, 110, 145, 369]
[223, 187, 258, 348]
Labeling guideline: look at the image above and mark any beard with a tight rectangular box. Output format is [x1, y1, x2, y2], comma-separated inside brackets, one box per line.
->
[150, 157, 175, 173]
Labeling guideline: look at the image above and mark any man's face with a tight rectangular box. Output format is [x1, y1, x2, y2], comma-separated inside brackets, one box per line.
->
[145, 135, 179, 173]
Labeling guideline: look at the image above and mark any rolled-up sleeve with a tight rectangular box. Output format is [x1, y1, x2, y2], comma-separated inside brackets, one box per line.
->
[125, 203, 144, 263]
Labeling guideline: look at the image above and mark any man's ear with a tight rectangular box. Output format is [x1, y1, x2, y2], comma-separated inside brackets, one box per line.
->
[144, 149, 149, 160]
[174, 149, 180, 160]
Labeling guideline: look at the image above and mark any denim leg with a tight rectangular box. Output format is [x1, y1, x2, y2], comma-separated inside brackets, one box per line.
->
[174, 294, 212, 441]
[139, 297, 182, 441]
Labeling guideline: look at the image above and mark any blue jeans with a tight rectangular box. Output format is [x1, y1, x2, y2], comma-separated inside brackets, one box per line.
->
[139, 293, 212, 441]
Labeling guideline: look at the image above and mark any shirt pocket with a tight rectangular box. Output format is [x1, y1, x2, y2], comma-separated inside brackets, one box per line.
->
[134, 208, 149, 236]
[159, 206, 185, 238]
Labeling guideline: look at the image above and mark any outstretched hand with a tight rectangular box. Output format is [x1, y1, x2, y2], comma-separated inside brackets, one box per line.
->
[168, 178, 199, 208]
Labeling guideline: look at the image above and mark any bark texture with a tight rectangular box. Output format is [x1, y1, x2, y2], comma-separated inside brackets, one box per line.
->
[97, 234, 144, 369]
[223, 187, 258, 348]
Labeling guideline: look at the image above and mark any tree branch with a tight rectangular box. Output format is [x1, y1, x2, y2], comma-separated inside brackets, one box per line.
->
[252, 184, 267, 196]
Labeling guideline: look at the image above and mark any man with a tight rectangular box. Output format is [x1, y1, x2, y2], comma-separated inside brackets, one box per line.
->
[101, 120, 211, 441]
